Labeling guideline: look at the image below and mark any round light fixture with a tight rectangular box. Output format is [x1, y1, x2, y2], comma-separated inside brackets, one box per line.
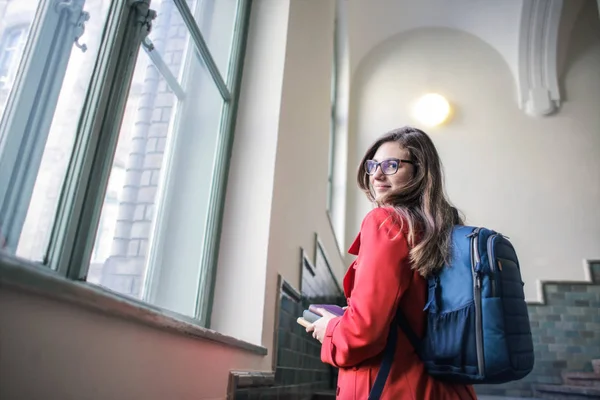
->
[412, 93, 451, 127]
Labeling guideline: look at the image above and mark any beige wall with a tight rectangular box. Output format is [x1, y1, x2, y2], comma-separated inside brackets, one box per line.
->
[268, 0, 339, 290]
[214, 0, 343, 352]
[263, 0, 340, 348]
[347, 3, 600, 302]
[0, 287, 263, 400]
[212, 0, 290, 346]
[0, 1, 345, 399]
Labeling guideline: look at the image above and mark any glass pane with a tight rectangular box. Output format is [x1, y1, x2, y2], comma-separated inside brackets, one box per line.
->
[189, 0, 238, 79]
[88, 0, 225, 319]
[0, 1, 37, 147]
[8, 1, 111, 260]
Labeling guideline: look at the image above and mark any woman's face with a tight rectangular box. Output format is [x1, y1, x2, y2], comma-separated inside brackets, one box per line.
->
[368, 141, 415, 202]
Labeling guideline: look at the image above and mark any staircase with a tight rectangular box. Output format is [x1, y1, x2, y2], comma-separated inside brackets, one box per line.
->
[311, 391, 336, 400]
[533, 359, 600, 399]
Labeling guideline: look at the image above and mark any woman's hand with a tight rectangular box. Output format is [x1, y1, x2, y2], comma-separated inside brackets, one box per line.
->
[306, 308, 338, 343]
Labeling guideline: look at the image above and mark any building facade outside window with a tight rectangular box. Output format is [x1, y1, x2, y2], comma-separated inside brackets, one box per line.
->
[0, 25, 28, 92]
[0, 0, 250, 328]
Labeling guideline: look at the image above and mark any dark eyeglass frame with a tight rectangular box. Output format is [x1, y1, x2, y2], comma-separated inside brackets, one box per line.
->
[365, 158, 416, 175]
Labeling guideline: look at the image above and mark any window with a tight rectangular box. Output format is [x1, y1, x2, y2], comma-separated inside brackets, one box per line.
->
[0, 25, 29, 102]
[326, 16, 338, 213]
[328, 1, 349, 252]
[0, 0, 251, 328]
[0, 10, 34, 151]
[0, 0, 112, 259]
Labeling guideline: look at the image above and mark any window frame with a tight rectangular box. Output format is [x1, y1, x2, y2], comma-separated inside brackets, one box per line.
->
[327, 0, 349, 256]
[326, 14, 338, 214]
[0, 0, 94, 256]
[0, 24, 29, 87]
[47, 0, 158, 279]
[0, 0, 254, 334]
[188, 0, 252, 328]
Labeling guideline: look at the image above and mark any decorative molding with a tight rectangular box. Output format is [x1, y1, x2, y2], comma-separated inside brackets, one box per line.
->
[517, 0, 563, 117]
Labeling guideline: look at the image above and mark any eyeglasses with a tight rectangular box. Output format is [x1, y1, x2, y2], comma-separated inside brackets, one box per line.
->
[365, 158, 416, 175]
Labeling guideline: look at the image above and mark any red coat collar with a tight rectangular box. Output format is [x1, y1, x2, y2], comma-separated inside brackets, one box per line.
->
[348, 232, 360, 256]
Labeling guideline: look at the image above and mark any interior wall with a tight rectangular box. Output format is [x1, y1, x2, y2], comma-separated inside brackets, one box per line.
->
[346, 0, 524, 84]
[261, 0, 342, 351]
[214, 0, 344, 356]
[212, 0, 290, 346]
[0, 287, 263, 400]
[267, 0, 339, 288]
[347, 4, 600, 301]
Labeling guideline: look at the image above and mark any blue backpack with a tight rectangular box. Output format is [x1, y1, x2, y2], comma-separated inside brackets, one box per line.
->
[369, 226, 535, 399]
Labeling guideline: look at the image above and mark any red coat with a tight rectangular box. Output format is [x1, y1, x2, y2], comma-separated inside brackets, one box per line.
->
[321, 208, 477, 400]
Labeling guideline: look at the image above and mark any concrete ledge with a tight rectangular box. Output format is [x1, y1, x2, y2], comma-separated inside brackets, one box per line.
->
[229, 370, 275, 389]
[534, 384, 600, 399]
[0, 253, 267, 356]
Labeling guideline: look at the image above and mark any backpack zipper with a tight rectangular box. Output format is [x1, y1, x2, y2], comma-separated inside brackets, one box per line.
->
[487, 234, 497, 297]
[470, 228, 485, 377]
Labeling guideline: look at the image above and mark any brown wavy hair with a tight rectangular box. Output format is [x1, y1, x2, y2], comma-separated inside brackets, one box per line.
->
[357, 126, 463, 277]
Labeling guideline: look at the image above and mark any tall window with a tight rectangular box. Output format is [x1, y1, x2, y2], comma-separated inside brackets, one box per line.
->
[0, 25, 29, 94]
[0, 17, 32, 152]
[326, 16, 338, 213]
[0, 0, 250, 328]
[327, 0, 349, 252]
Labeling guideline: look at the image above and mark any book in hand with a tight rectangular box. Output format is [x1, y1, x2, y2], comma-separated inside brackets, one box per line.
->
[308, 304, 345, 317]
[296, 317, 312, 329]
[303, 309, 321, 323]
[296, 304, 346, 329]
[296, 310, 321, 329]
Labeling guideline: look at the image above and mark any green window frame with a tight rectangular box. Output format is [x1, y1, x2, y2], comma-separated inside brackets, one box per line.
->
[0, 0, 252, 329]
[326, 15, 338, 213]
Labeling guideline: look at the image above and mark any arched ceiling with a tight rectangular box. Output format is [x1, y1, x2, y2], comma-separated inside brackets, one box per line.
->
[344, 0, 589, 116]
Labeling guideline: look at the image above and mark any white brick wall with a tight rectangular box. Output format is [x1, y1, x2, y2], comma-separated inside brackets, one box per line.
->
[99, 0, 188, 297]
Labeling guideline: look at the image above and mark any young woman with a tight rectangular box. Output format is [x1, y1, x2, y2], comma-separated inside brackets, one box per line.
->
[307, 127, 477, 399]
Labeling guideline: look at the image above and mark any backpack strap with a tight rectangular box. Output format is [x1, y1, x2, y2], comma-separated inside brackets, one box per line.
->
[368, 317, 398, 400]
[369, 271, 432, 400]
[368, 306, 422, 400]
[395, 309, 422, 354]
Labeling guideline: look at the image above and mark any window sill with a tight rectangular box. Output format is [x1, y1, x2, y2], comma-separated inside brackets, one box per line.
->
[0, 252, 267, 356]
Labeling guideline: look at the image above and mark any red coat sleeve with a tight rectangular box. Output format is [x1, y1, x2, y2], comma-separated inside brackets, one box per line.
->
[321, 208, 413, 368]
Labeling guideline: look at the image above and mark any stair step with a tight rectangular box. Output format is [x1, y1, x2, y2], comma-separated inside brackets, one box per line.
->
[562, 371, 600, 387]
[593, 359, 600, 375]
[534, 384, 600, 399]
[311, 390, 336, 400]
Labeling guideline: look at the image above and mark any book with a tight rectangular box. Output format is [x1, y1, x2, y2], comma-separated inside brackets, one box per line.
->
[296, 317, 312, 329]
[308, 304, 345, 317]
[297, 305, 346, 329]
[303, 309, 321, 323]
